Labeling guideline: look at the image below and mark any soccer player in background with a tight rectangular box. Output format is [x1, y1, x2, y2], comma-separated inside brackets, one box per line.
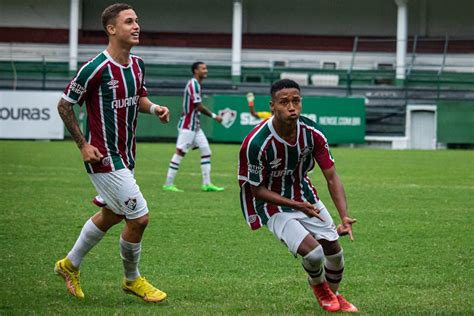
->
[246, 92, 272, 119]
[163, 62, 225, 192]
[238, 79, 358, 312]
[55, 3, 169, 302]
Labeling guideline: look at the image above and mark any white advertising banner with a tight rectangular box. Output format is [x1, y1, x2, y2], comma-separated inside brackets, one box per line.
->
[0, 90, 64, 139]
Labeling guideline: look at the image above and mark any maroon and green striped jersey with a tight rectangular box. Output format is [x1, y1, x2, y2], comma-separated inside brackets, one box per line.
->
[238, 116, 335, 230]
[62, 50, 147, 174]
[177, 78, 202, 131]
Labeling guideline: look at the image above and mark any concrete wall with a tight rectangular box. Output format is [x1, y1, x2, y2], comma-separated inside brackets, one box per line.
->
[1, 0, 473, 36]
[0, 0, 72, 28]
[81, 0, 233, 33]
[244, 0, 398, 35]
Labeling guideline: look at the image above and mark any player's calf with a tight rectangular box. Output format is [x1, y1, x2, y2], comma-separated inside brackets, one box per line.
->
[303, 246, 339, 312]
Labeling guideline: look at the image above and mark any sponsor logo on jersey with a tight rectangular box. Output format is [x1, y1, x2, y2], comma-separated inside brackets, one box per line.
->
[269, 158, 282, 169]
[218, 108, 237, 128]
[111, 95, 139, 109]
[70, 81, 86, 95]
[107, 79, 119, 90]
[125, 198, 137, 211]
[248, 164, 263, 175]
[270, 169, 293, 177]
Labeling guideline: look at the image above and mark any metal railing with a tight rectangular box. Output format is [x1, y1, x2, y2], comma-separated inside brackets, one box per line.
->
[1, 37, 473, 94]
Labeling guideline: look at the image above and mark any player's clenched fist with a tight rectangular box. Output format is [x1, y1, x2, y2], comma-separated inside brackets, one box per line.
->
[156, 105, 170, 123]
[80, 143, 103, 164]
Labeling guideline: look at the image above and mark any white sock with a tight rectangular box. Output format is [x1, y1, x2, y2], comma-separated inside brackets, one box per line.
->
[325, 250, 345, 293]
[165, 154, 183, 185]
[201, 155, 211, 185]
[67, 218, 105, 268]
[120, 236, 141, 281]
[302, 245, 325, 285]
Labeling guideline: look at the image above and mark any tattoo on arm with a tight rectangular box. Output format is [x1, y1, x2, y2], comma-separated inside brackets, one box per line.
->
[57, 99, 86, 149]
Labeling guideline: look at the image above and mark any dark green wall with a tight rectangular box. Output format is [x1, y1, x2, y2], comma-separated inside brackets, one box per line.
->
[68, 95, 365, 144]
[210, 95, 365, 144]
[437, 101, 474, 144]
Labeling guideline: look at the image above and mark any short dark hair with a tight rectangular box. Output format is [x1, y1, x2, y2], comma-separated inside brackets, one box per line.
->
[192, 61, 205, 74]
[270, 79, 301, 97]
[101, 3, 133, 34]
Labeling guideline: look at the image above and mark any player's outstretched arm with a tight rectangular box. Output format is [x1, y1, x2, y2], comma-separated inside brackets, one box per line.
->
[322, 166, 357, 240]
[57, 98, 103, 164]
[249, 108, 259, 118]
[250, 184, 324, 221]
[197, 103, 222, 123]
[246, 92, 259, 118]
[138, 96, 170, 123]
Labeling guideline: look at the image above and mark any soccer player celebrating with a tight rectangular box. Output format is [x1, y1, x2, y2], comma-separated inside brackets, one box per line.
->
[163, 62, 225, 192]
[54, 3, 169, 302]
[238, 79, 358, 312]
[246, 92, 272, 120]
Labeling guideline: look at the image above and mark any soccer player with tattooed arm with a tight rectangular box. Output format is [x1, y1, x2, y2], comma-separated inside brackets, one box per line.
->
[238, 79, 359, 312]
[54, 3, 169, 302]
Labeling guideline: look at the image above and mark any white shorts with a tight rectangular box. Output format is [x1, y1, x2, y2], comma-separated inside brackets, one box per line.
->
[266, 200, 339, 256]
[89, 168, 148, 220]
[176, 128, 210, 154]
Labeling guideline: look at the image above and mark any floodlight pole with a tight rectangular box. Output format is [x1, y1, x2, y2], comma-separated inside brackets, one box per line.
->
[231, 0, 243, 84]
[395, 0, 408, 86]
[69, 0, 80, 73]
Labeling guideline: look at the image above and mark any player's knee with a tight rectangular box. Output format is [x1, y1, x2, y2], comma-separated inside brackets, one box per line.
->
[200, 146, 211, 157]
[326, 248, 344, 266]
[93, 208, 123, 231]
[131, 214, 149, 230]
[319, 239, 341, 255]
[176, 149, 186, 157]
[302, 245, 325, 270]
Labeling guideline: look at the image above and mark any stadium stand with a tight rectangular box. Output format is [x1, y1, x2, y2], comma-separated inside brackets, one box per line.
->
[2, 34, 472, 88]
[1, 34, 473, 140]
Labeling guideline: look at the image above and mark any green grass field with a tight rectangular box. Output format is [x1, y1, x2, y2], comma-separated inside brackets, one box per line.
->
[1, 140, 473, 315]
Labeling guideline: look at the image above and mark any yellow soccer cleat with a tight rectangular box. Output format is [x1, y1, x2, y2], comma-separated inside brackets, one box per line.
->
[122, 277, 167, 302]
[54, 257, 85, 299]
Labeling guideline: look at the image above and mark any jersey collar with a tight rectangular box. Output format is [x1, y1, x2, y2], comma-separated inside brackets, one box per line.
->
[268, 116, 300, 147]
[103, 50, 132, 69]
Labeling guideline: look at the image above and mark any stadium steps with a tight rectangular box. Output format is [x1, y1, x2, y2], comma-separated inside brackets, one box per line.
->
[3, 59, 473, 93]
[364, 97, 406, 136]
